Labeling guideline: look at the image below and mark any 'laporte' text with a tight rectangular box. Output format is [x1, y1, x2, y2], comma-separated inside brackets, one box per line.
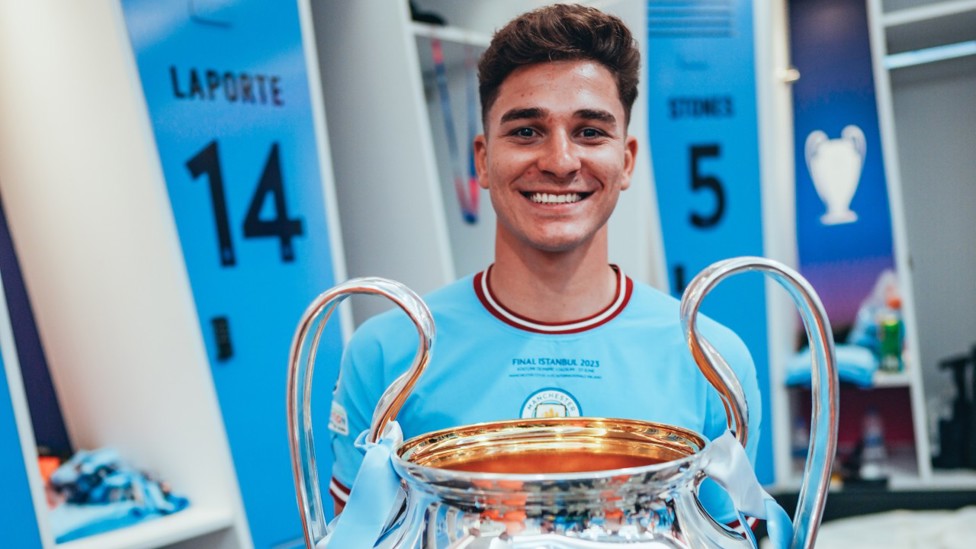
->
[170, 65, 284, 106]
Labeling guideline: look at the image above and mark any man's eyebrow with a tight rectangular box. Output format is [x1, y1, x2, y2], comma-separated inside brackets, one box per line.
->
[500, 107, 546, 124]
[576, 109, 616, 124]
[498, 107, 617, 125]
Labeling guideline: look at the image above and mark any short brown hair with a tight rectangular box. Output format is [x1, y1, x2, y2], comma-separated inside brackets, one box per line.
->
[478, 4, 640, 126]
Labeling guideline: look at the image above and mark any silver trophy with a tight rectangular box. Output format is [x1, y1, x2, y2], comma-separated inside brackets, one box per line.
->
[287, 257, 839, 548]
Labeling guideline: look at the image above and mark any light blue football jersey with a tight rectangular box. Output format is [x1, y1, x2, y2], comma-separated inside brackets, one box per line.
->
[328, 266, 762, 523]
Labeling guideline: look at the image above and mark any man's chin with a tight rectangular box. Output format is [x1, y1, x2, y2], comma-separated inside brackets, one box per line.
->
[524, 233, 599, 255]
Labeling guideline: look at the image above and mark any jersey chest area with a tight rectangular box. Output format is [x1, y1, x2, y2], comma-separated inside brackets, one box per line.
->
[394, 330, 714, 441]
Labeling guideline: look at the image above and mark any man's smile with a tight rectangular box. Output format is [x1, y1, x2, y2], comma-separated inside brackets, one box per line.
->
[522, 191, 593, 205]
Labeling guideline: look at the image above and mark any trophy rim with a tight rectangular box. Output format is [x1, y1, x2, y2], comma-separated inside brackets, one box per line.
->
[393, 416, 708, 482]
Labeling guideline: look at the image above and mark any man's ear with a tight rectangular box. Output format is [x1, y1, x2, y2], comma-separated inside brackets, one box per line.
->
[620, 135, 638, 191]
[473, 134, 489, 189]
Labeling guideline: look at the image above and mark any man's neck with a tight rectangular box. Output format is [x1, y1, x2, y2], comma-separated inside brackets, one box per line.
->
[488, 243, 617, 324]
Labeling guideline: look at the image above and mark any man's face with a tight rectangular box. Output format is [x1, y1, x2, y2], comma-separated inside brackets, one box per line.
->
[474, 60, 637, 256]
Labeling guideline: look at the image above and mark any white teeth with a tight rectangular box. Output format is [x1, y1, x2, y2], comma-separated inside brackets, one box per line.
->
[529, 192, 582, 204]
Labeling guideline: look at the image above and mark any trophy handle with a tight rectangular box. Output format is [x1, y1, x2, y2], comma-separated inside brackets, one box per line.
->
[286, 277, 434, 547]
[680, 257, 839, 549]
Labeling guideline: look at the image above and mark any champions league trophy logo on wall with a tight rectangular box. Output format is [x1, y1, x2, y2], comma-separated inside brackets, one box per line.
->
[805, 125, 866, 225]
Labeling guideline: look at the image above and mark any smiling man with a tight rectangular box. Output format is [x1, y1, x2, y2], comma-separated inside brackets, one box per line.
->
[328, 3, 761, 528]
[473, 52, 637, 326]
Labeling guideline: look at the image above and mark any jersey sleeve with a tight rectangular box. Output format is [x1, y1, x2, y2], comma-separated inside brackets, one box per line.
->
[328, 322, 388, 498]
[328, 308, 419, 506]
[711, 326, 762, 471]
[696, 319, 763, 525]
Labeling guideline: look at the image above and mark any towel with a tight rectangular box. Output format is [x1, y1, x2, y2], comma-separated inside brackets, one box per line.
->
[47, 448, 189, 543]
[786, 344, 878, 388]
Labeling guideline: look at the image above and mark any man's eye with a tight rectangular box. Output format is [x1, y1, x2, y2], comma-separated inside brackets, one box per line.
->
[580, 128, 604, 138]
[513, 127, 536, 138]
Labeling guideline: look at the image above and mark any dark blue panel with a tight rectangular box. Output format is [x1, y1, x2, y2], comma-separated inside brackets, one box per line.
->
[790, 0, 896, 332]
[646, 0, 774, 483]
[120, 1, 342, 546]
[0, 189, 70, 454]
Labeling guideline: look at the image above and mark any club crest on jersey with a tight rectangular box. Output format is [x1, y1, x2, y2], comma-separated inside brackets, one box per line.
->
[520, 388, 581, 419]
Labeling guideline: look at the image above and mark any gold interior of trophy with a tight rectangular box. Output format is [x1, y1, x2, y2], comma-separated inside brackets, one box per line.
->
[398, 417, 706, 474]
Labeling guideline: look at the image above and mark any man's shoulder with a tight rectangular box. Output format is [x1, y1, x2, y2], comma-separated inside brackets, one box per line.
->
[350, 274, 479, 343]
[623, 277, 681, 318]
[625, 277, 752, 358]
[627, 277, 677, 303]
[424, 273, 479, 307]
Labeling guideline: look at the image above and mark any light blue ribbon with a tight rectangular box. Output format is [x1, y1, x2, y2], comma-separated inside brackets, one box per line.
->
[324, 428, 403, 549]
[764, 498, 793, 548]
[703, 430, 793, 549]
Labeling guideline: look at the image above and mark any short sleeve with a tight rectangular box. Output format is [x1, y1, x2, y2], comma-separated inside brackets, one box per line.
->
[328, 324, 387, 490]
[328, 308, 419, 495]
[696, 319, 763, 525]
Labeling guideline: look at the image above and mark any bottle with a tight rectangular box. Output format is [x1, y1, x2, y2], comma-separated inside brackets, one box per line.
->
[859, 406, 888, 480]
[877, 294, 904, 372]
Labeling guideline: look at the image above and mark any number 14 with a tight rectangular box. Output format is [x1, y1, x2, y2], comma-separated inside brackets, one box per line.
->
[186, 140, 304, 267]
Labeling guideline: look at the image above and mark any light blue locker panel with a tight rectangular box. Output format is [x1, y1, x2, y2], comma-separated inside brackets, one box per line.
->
[1, 187, 44, 547]
[0, 349, 43, 549]
[120, 1, 342, 546]
[645, 0, 774, 483]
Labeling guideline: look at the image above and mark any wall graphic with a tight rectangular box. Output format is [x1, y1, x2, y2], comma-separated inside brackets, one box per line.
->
[120, 1, 342, 546]
[646, 0, 773, 483]
[790, 0, 896, 335]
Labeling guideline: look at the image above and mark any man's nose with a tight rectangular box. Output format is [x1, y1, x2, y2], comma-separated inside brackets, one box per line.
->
[537, 131, 581, 179]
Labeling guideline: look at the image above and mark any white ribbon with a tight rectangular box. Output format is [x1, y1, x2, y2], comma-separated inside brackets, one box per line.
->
[703, 430, 793, 548]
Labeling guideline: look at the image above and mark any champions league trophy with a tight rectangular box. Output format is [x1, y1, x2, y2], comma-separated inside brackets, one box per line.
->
[287, 257, 839, 548]
[805, 125, 866, 225]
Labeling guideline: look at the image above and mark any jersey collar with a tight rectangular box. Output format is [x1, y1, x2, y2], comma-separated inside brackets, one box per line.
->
[473, 265, 633, 334]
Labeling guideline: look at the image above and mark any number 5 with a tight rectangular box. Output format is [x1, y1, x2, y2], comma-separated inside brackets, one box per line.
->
[689, 144, 725, 228]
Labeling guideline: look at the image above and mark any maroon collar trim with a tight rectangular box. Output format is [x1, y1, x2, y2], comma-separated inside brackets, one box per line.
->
[473, 265, 633, 334]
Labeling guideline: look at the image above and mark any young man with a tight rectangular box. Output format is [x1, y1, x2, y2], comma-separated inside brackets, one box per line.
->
[328, 3, 761, 524]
